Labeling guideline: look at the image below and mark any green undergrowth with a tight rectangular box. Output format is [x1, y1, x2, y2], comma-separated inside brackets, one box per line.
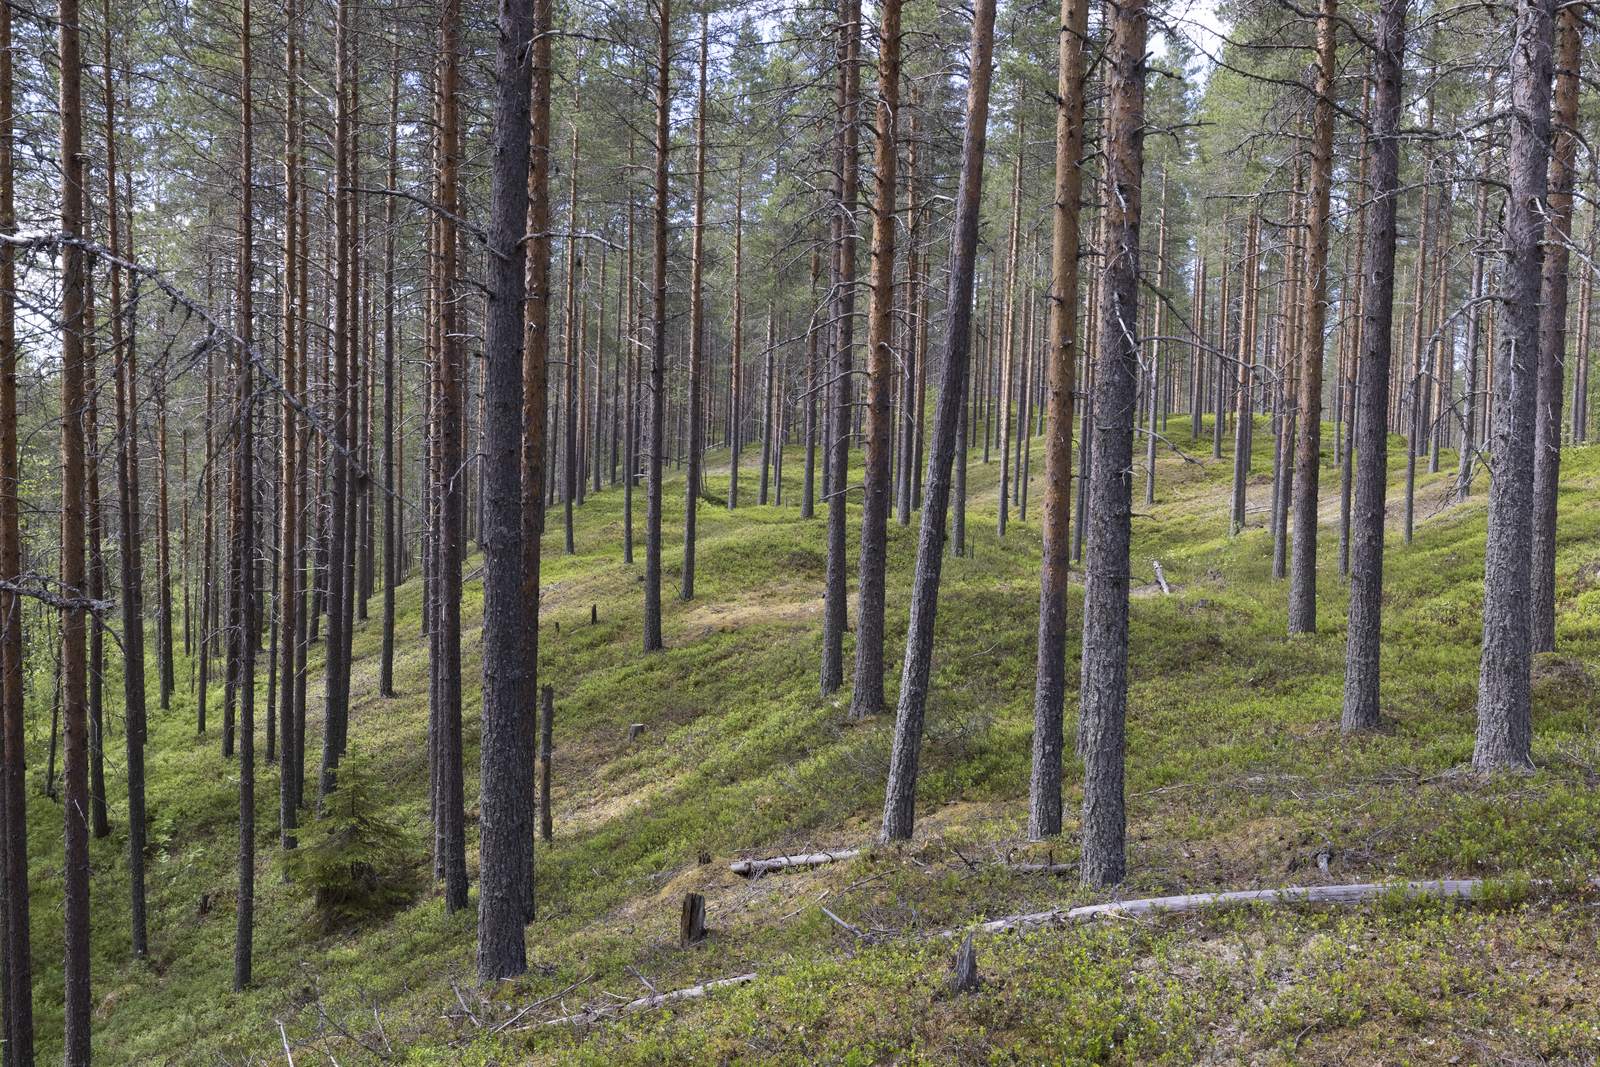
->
[23, 419, 1600, 1065]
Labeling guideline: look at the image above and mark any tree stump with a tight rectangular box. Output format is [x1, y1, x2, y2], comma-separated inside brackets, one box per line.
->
[629, 723, 645, 742]
[680, 892, 706, 946]
[949, 935, 980, 993]
[591, 604, 597, 625]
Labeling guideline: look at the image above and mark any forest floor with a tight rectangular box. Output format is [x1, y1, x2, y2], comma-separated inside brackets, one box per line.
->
[35, 416, 1600, 1066]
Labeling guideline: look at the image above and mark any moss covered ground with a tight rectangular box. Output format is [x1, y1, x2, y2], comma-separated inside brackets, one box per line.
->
[29, 417, 1600, 1065]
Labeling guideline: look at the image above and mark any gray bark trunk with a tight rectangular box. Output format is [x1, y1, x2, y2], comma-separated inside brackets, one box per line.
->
[1475, 0, 1553, 770]
[476, 0, 535, 981]
[880, 0, 994, 842]
[1341, 0, 1406, 733]
[1078, 0, 1146, 888]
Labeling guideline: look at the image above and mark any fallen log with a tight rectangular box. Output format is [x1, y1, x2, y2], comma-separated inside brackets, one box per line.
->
[729, 849, 859, 877]
[541, 972, 757, 1027]
[947, 878, 1494, 937]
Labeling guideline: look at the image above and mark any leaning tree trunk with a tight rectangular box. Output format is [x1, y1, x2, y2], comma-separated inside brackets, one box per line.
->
[1342, 0, 1407, 732]
[848, 0, 900, 719]
[1286, 0, 1337, 635]
[880, 0, 995, 842]
[477, 0, 535, 981]
[1028, 0, 1087, 842]
[1078, 0, 1146, 888]
[1530, 3, 1579, 655]
[1476, 0, 1553, 770]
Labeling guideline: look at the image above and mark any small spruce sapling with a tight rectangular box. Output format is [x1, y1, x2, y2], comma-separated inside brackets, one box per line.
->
[279, 753, 418, 931]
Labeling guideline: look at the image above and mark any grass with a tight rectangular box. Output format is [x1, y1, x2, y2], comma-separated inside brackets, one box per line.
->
[21, 415, 1600, 1065]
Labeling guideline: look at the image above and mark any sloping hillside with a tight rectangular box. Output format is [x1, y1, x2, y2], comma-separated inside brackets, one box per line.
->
[40, 419, 1600, 1066]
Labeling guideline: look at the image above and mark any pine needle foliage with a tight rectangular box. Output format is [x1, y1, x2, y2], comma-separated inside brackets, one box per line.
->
[278, 754, 419, 932]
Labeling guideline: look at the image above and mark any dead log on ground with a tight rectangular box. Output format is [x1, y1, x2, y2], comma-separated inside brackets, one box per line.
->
[728, 849, 859, 877]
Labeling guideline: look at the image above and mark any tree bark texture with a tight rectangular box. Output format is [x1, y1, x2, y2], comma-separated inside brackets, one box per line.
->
[1530, 4, 1578, 654]
[821, 0, 860, 696]
[849, 0, 900, 719]
[0, 0, 28, 1048]
[58, 0, 92, 1051]
[682, 18, 708, 601]
[1476, 0, 1553, 769]
[477, 0, 535, 981]
[880, 0, 994, 842]
[521, 0, 554, 923]
[1029, 0, 1086, 842]
[234, 0, 256, 992]
[433, 0, 471, 909]
[1342, 0, 1406, 733]
[643, 0, 669, 653]
[1078, 0, 1146, 888]
[1287, 0, 1336, 635]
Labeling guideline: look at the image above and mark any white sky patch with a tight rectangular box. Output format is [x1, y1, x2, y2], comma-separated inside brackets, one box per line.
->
[1157, 0, 1229, 87]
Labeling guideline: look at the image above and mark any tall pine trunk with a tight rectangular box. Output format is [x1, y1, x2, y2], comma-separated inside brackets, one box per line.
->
[477, 0, 535, 980]
[521, 0, 553, 920]
[849, 0, 900, 718]
[1078, 0, 1146, 887]
[0, 0, 29, 1048]
[1457, 87, 1493, 502]
[378, 30, 397, 698]
[1029, 0, 1086, 841]
[280, 0, 302, 849]
[880, 0, 994, 841]
[1341, 0, 1406, 733]
[432, 0, 470, 908]
[233, 0, 257, 992]
[58, 0, 93, 1051]
[1530, 5, 1579, 654]
[1475, 0, 1553, 770]
[105, 13, 148, 958]
[682, 18, 708, 600]
[820, 0, 860, 696]
[643, 0, 670, 653]
[1286, 0, 1336, 634]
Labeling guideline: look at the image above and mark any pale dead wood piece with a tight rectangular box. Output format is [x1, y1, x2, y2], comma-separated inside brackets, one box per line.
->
[1152, 560, 1171, 595]
[729, 848, 860, 876]
[820, 905, 864, 937]
[541, 973, 757, 1027]
[949, 935, 980, 993]
[1014, 863, 1077, 875]
[945, 879, 1492, 938]
[626, 964, 658, 994]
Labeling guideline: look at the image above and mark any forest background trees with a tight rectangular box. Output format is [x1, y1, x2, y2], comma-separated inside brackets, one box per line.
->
[0, 0, 1593, 1056]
